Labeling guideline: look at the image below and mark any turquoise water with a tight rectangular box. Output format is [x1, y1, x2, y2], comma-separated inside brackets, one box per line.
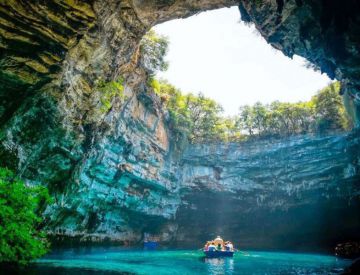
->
[25, 248, 351, 275]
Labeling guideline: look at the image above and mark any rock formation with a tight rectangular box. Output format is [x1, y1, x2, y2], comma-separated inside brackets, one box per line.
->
[0, 0, 359, 250]
[177, 132, 360, 250]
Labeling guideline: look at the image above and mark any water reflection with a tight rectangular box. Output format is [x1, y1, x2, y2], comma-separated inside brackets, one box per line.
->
[7, 249, 350, 275]
[204, 257, 234, 275]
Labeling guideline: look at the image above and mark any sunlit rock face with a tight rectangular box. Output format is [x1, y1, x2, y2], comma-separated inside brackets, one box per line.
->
[0, 0, 359, 247]
[176, 132, 360, 250]
[46, 90, 181, 244]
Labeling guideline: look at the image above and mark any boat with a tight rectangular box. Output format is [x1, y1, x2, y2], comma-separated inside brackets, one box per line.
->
[144, 240, 158, 249]
[203, 236, 235, 258]
[204, 250, 234, 258]
[143, 233, 159, 250]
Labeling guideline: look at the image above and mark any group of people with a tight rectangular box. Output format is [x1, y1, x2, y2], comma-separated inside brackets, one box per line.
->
[204, 236, 234, 252]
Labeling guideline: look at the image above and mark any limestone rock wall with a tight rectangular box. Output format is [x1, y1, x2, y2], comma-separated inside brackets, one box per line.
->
[47, 88, 180, 244]
[177, 132, 360, 250]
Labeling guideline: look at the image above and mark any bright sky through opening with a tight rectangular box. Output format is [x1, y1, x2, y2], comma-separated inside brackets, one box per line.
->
[154, 7, 331, 116]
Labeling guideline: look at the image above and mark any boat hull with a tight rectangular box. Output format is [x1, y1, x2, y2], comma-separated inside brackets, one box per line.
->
[144, 241, 158, 249]
[204, 251, 234, 258]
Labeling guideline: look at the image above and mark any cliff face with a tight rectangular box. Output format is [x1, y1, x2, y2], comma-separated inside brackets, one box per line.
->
[46, 129, 360, 249]
[46, 90, 181, 243]
[0, 1, 360, 249]
[177, 132, 360, 250]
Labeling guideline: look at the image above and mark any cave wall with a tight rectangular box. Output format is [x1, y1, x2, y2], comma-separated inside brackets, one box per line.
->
[1, 0, 184, 243]
[0, 0, 360, 248]
[177, 132, 360, 250]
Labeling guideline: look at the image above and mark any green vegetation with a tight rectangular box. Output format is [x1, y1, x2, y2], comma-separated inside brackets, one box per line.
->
[0, 168, 50, 265]
[94, 29, 168, 114]
[96, 77, 125, 113]
[238, 82, 350, 137]
[154, 80, 233, 143]
[313, 82, 350, 132]
[142, 30, 351, 144]
[140, 30, 169, 75]
[153, 80, 351, 144]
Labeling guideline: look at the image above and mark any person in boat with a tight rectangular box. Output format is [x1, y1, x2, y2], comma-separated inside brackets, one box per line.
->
[208, 242, 216, 252]
[224, 241, 230, 251]
[228, 242, 234, 251]
[225, 241, 234, 251]
[214, 236, 223, 243]
[213, 236, 224, 251]
[204, 241, 210, 251]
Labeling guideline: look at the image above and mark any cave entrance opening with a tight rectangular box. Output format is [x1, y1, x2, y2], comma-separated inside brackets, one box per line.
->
[146, 6, 352, 143]
[153, 7, 331, 116]
[141, 6, 358, 250]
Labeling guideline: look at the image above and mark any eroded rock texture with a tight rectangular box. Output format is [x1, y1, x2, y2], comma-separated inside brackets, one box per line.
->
[177, 132, 360, 250]
[0, 0, 359, 249]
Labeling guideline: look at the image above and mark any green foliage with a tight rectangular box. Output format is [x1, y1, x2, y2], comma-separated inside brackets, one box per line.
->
[155, 80, 351, 144]
[140, 30, 169, 75]
[96, 77, 125, 113]
[140, 30, 351, 142]
[0, 168, 50, 265]
[148, 77, 161, 94]
[155, 80, 192, 144]
[312, 82, 350, 132]
[237, 82, 351, 137]
[186, 92, 225, 142]
[155, 80, 244, 143]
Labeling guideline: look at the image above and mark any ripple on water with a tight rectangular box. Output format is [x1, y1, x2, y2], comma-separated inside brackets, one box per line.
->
[17, 249, 352, 275]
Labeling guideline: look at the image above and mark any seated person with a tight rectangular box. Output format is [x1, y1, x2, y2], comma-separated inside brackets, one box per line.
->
[225, 242, 234, 251]
[204, 241, 210, 251]
[214, 236, 223, 243]
[216, 243, 223, 251]
[208, 242, 216, 251]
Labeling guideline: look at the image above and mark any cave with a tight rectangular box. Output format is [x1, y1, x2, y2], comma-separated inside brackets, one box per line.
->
[0, 0, 360, 273]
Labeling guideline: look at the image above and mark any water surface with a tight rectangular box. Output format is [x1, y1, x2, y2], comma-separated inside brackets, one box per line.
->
[22, 248, 351, 275]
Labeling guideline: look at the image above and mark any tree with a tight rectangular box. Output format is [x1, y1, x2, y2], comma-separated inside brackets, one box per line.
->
[155, 80, 235, 143]
[218, 116, 244, 142]
[140, 30, 169, 75]
[238, 105, 254, 136]
[0, 168, 50, 265]
[186, 93, 224, 142]
[252, 102, 268, 135]
[236, 82, 351, 138]
[155, 80, 192, 147]
[311, 82, 350, 133]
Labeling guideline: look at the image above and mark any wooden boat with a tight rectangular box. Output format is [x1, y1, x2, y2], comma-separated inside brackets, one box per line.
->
[204, 250, 234, 258]
[203, 236, 235, 258]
